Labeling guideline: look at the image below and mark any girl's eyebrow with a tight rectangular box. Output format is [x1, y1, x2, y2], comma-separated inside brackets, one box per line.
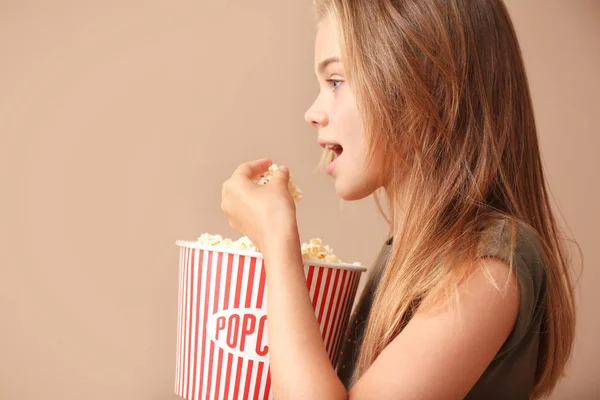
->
[314, 56, 341, 78]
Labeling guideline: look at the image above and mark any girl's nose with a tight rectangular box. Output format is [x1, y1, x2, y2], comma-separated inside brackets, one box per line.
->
[304, 102, 328, 128]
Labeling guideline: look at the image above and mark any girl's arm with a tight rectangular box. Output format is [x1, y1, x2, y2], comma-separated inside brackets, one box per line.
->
[220, 158, 348, 398]
[349, 256, 520, 399]
[261, 224, 347, 400]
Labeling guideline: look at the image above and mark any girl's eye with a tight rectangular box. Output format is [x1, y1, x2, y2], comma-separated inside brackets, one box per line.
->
[326, 79, 343, 91]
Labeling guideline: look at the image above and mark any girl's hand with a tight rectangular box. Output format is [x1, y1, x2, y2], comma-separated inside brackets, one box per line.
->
[221, 158, 297, 252]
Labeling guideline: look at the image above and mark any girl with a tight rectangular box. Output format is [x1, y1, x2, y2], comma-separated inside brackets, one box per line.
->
[220, 0, 576, 398]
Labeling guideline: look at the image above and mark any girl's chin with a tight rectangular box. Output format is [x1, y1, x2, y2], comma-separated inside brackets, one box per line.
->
[335, 181, 367, 201]
[335, 176, 380, 201]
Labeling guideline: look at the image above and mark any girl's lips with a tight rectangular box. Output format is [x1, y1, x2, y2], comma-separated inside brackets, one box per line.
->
[326, 154, 340, 175]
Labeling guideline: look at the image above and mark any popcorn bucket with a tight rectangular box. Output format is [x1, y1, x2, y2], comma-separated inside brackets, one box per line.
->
[174, 240, 366, 400]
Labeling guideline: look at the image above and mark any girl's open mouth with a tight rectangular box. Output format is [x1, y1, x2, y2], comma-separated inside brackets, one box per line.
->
[324, 143, 343, 157]
[318, 139, 343, 175]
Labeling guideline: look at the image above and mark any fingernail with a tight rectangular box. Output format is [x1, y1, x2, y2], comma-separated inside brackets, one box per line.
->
[280, 165, 288, 172]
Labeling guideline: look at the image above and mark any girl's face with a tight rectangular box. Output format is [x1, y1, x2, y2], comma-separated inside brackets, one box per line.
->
[304, 19, 383, 201]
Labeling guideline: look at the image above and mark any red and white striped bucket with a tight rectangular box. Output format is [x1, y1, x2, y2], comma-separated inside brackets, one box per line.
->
[174, 240, 366, 400]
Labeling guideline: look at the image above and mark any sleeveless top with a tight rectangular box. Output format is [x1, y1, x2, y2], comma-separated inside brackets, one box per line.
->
[336, 219, 547, 399]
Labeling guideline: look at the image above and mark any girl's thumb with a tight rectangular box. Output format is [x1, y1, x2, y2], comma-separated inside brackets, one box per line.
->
[272, 165, 290, 183]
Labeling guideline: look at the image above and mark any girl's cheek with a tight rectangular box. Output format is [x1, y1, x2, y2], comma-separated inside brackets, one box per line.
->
[328, 102, 341, 123]
[330, 105, 353, 131]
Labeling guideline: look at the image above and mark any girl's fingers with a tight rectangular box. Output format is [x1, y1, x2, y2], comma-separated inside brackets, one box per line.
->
[270, 165, 290, 185]
[233, 158, 272, 178]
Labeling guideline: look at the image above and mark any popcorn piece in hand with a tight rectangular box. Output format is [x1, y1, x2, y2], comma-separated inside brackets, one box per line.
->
[256, 164, 303, 203]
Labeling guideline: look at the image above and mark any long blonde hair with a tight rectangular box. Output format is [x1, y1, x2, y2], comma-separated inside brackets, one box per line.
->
[313, 0, 577, 397]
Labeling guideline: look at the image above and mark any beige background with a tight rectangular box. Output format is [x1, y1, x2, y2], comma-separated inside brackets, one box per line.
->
[0, 1, 598, 399]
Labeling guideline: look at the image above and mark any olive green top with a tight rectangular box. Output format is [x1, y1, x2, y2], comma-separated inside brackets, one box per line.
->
[337, 219, 547, 400]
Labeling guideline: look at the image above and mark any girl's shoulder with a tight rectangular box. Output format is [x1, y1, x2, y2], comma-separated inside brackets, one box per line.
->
[479, 218, 546, 276]
[479, 217, 548, 356]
